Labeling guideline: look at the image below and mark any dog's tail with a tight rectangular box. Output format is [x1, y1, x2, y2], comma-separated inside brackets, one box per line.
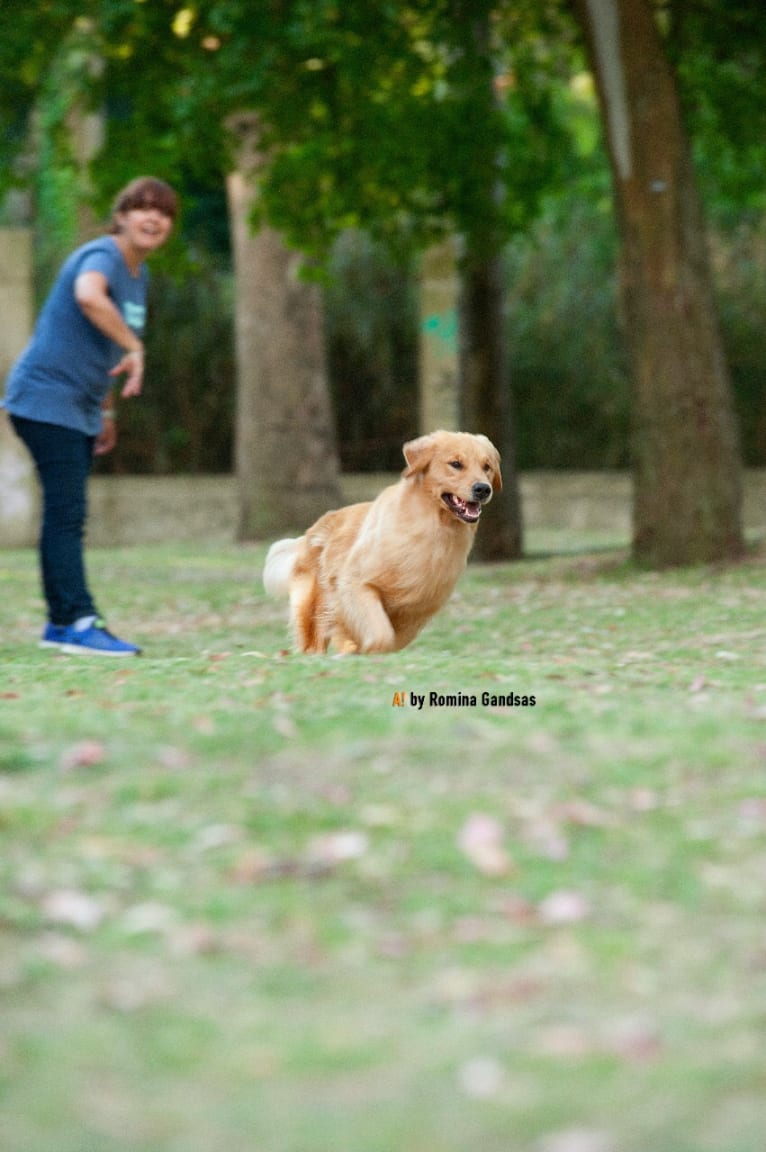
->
[263, 537, 303, 597]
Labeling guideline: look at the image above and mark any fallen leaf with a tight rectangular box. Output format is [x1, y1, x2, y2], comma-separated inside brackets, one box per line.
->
[553, 799, 612, 828]
[308, 830, 369, 866]
[120, 902, 177, 936]
[229, 846, 273, 883]
[60, 740, 106, 771]
[376, 932, 410, 960]
[628, 788, 659, 812]
[604, 1017, 662, 1063]
[538, 1025, 594, 1059]
[527, 819, 570, 862]
[457, 813, 513, 877]
[458, 1056, 504, 1099]
[538, 889, 591, 926]
[36, 932, 88, 969]
[42, 888, 105, 932]
[193, 823, 242, 852]
[156, 745, 192, 770]
[100, 965, 173, 1013]
[192, 714, 216, 734]
[498, 893, 538, 924]
[272, 711, 297, 736]
[737, 797, 766, 831]
[168, 922, 220, 956]
[539, 1129, 615, 1152]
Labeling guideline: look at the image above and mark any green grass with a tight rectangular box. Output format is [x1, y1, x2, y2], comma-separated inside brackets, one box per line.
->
[2, 537, 766, 1151]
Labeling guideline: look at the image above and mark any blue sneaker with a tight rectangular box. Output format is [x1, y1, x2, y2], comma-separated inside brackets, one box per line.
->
[39, 623, 68, 649]
[59, 618, 141, 657]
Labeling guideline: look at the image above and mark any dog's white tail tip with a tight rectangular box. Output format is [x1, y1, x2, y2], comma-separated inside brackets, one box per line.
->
[263, 537, 301, 597]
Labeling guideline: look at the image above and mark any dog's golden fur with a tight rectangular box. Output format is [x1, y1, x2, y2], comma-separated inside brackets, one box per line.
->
[263, 430, 501, 654]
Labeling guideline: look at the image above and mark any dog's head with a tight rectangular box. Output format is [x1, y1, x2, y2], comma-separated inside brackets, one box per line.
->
[402, 430, 502, 524]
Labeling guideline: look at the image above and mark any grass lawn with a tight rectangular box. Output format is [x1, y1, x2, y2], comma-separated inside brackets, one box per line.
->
[1, 534, 766, 1152]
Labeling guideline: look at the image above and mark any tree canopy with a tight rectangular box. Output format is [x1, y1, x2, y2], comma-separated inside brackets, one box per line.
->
[665, 0, 766, 223]
[1, 2, 763, 262]
[2, 2, 570, 261]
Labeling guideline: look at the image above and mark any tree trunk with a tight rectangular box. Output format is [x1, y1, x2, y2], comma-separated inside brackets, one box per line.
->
[459, 252, 523, 560]
[451, 0, 523, 561]
[572, 0, 743, 566]
[225, 112, 341, 540]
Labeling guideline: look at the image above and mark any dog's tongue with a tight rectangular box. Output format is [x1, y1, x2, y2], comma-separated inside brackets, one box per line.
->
[443, 492, 482, 522]
[456, 496, 481, 521]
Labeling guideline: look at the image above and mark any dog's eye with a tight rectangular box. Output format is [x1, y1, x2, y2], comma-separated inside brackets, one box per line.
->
[449, 460, 464, 471]
[483, 463, 492, 473]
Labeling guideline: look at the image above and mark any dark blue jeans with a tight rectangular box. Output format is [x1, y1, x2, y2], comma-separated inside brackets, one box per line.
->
[11, 415, 98, 626]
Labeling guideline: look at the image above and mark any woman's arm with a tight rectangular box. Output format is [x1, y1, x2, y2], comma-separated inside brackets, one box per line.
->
[74, 269, 145, 396]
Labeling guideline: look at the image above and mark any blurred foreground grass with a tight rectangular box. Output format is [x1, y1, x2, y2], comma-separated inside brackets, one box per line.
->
[1, 537, 766, 1152]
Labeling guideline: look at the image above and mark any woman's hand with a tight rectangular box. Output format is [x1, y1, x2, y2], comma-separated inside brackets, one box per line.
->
[95, 414, 117, 456]
[109, 348, 144, 397]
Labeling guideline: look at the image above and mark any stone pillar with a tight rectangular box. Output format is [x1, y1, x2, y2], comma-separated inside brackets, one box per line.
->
[418, 237, 460, 434]
[0, 228, 36, 547]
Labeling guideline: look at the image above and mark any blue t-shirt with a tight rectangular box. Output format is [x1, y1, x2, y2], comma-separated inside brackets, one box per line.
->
[2, 236, 148, 435]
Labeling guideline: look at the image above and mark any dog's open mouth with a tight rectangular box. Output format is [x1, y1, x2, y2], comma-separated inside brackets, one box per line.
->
[442, 493, 482, 523]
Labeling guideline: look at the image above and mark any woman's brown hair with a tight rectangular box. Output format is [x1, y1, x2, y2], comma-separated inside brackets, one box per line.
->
[109, 177, 179, 233]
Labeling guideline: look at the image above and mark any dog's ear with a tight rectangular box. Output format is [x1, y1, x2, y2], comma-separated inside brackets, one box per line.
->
[402, 433, 438, 477]
[477, 435, 503, 492]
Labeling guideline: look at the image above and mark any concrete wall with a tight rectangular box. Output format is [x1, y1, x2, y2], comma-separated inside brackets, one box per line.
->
[0, 228, 37, 546]
[4, 467, 764, 549]
[59, 469, 765, 549]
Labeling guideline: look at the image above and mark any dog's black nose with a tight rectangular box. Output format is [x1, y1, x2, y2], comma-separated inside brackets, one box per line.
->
[472, 481, 492, 502]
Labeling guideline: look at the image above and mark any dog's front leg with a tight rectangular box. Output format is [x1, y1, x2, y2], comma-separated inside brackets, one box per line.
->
[339, 585, 396, 654]
[330, 627, 360, 656]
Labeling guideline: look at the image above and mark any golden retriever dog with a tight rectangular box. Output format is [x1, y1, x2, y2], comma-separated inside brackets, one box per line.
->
[263, 430, 501, 654]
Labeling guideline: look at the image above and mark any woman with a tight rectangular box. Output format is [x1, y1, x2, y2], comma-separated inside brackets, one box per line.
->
[2, 176, 178, 655]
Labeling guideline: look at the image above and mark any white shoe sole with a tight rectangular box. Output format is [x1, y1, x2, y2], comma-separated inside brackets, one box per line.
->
[58, 642, 141, 656]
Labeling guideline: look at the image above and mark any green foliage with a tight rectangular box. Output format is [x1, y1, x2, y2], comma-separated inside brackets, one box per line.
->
[503, 70, 628, 469]
[502, 56, 766, 472]
[30, 21, 98, 294]
[3, 0, 766, 478]
[97, 207, 766, 476]
[507, 193, 630, 470]
[666, 0, 766, 224]
[2, 0, 764, 253]
[164, 0, 570, 260]
[2, 0, 573, 263]
[0, 1, 78, 199]
[506, 199, 766, 472]
[96, 259, 235, 474]
[714, 221, 766, 466]
[325, 231, 419, 470]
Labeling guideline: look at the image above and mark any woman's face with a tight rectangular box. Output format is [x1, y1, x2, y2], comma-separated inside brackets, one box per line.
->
[115, 203, 174, 257]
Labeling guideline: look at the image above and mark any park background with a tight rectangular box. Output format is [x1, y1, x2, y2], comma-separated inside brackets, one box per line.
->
[2, 3, 766, 1151]
[1, 0, 765, 561]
